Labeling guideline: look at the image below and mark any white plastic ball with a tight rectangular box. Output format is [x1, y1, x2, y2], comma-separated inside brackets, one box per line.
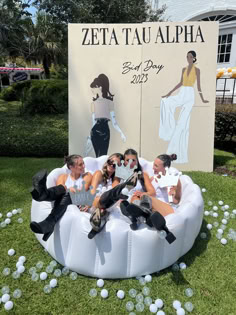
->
[97, 279, 104, 288]
[204, 211, 209, 216]
[217, 229, 223, 234]
[184, 301, 194, 312]
[213, 212, 218, 218]
[179, 262, 187, 270]
[13, 289, 22, 299]
[4, 301, 13, 311]
[17, 265, 25, 274]
[185, 288, 194, 297]
[5, 218, 11, 224]
[126, 301, 134, 311]
[2, 294, 10, 303]
[117, 290, 125, 299]
[224, 205, 229, 210]
[206, 224, 212, 230]
[173, 300, 181, 309]
[139, 277, 146, 285]
[12, 209, 18, 215]
[144, 274, 152, 282]
[7, 212, 13, 218]
[201, 188, 206, 192]
[142, 286, 150, 296]
[89, 288, 97, 297]
[50, 279, 57, 288]
[208, 201, 213, 206]
[222, 219, 228, 225]
[224, 211, 230, 217]
[233, 209, 236, 215]
[0, 212, 2, 218]
[129, 288, 137, 298]
[40, 272, 48, 280]
[155, 298, 164, 308]
[100, 289, 108, 298]
[213, 206, 218, 211]
[149, 303, 158, 313]
[177, 307, 185, 315]
[8, 248, 15, 256]
[221, 238, 227, 245]
[157, 311, 165, 315]
[218, 201, 224, 205]
[18, 256, 26, 263]
[16, 261, 23, 268]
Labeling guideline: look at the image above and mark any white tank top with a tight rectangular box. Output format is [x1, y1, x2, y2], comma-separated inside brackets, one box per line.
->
[96, 178, 113, 196]
[152, 178, 169, 204]
[65, 174, 84, 189]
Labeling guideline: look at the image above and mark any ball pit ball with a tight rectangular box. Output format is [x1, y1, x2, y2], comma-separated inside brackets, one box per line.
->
[177, 307, 186, 315]
[4, 301, 13, 311]
[40, 272, 48, 280]
[97, 279, 104, 288]
[18, 256, 26, 263]
[185, 288, 194, 297]
[204, 211, 209, 216]
[217, 229, 223, 234]
[179, 262, 187, 270]
[2, 294, 10, 303]
[89, 289, 97, 297]
[213, 212, 218, 218]
[218, 201, 224, 205]
[2, 286, 10, 294]
[144, 296, 152, 306]
[155, 298, 164, 308]
[16, 261, 23, 268]
[0, 212, 2, 218]
[201, 188, 206, 192]
[224, 205, 229, 210]
[117, 290, 125, 299]
[12, 209, 18, 215]
[135, 302, 145, 312]
[5, 218, 11, 224]
[221, 238, 227, 245]
[233, 209, 236, 215]
[100, 289, 108, 299]
[13, 289, 22, 299]
[7, 212, 13, 218]
[17, 265, 25, 274]
[173, 300, 182, 310]
[157, 311, 165, 315]
[184, 302, 194, 312]
[129, 288, 137, 298]
[8, 249, 15, 256]
[49, 279, 57, 288]
[206, 224, 213, 230]
[213, 206, 218, 211]
[222, 219, 228, 225]
[144, 274, 152, 282]
[149, 303, 158, 313]
[126, 301, 134, 311]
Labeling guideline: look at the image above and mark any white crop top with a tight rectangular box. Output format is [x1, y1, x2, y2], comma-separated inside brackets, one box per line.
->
[65, 175, 84, 189]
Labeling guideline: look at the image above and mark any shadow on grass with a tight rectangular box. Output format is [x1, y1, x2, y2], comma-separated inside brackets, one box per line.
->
[214, 140, 236, 155]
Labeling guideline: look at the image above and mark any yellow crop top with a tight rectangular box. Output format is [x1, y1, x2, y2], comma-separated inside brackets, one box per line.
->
[182, 66, 197, 87]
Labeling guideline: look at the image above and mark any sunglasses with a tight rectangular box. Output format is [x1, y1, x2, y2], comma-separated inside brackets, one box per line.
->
[107, 160, 116, 168]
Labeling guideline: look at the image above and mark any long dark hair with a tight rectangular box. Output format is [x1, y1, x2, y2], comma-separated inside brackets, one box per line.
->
[90, 73, 114, 101]
[101, 153, 124, 185]
[124, 148, 146, 191]
[157, 154, 177, 167]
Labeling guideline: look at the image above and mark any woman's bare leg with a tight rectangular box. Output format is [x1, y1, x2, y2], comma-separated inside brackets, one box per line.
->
[150, 197, 174, 216]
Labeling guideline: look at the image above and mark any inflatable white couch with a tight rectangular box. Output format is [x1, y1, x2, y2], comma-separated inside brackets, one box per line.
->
[31, 156, 204, 279]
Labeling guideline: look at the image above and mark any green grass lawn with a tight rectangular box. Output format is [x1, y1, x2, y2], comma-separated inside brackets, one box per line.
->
[0, 154, 236, 315]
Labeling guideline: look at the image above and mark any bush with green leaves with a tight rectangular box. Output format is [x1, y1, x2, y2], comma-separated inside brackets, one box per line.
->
[215, 111, 236, 141]
[22, 79, 68, 114]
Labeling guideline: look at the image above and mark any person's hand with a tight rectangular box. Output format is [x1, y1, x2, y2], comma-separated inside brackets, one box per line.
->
[133, 191, 143, 198]
[121, 133, 126, 142]
[79, 205, 90, 212]
[168, 186, 176, 198]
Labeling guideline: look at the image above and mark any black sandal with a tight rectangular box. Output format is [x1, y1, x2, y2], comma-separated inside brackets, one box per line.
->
[148, 212, 176, 244]
[88, 208, 109, 239]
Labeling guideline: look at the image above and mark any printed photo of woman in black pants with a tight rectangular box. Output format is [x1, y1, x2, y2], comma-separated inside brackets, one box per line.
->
[87, 73, 126, 157]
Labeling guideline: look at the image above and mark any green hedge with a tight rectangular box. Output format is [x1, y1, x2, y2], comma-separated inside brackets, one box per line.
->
[1, 79, 68, 114]
[215, 111, 236, 141]
[0, 115, 68, 157]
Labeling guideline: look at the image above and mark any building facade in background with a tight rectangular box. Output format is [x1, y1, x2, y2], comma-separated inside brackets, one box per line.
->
[151, 0, 236, 101]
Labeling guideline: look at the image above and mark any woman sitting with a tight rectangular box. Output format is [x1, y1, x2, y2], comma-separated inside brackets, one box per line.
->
[88, 152, 138, 239]
[121, 152, 181, 243]
[30, 154, 93, 241]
